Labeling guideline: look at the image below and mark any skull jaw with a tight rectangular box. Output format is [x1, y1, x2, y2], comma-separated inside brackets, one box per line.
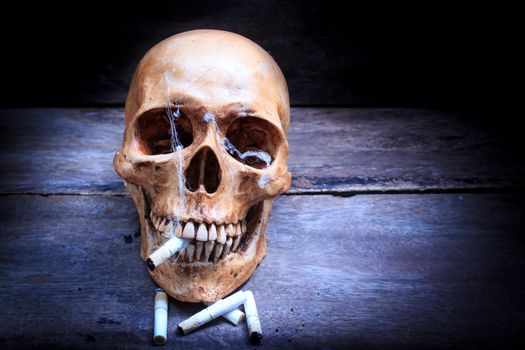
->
[126, 181, 273, 302]
[149, 231, 266, 302]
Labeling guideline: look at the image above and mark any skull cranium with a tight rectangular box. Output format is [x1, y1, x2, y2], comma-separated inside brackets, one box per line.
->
[114, 30, 291, 302]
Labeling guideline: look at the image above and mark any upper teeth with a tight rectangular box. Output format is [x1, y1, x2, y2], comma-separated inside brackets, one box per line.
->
[149, 213, 248, 262]
[196, 223, 208, 241]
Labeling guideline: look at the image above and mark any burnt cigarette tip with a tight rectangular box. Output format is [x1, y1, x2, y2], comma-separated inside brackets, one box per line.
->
[153, 335, 166, 345]
[146, 258, 156, 271]
[250, 332, 262, 344]
[176, 326, 184, 335]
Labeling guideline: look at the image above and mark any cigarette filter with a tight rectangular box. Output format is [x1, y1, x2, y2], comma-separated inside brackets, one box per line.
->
[147, 236, 186, 271]
[204, 302, 245, 326]
[154, 288, 168, 345]
[178, 290, 246, 335]
[244, 291, 262, 344]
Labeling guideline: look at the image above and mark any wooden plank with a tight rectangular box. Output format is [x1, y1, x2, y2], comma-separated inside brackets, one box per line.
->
[0, 194, 524, 349]
[1, 108, 524, 195]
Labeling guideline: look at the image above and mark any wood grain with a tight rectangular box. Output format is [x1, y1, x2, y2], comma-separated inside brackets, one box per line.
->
[1, 108, 523, 195]
[0, 194, 524, 349]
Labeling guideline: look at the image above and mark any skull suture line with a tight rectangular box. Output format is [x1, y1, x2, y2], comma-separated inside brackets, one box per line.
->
[114, 30, 291, 302]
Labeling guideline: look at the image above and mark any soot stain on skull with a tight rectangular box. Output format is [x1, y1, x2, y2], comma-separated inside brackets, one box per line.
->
[134, 161, 153, 168]
[243, 174, 256, 181]
[239, 174, 260, 193]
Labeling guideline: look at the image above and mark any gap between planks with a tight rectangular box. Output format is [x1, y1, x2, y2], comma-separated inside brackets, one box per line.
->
[0, 185, 523, 198]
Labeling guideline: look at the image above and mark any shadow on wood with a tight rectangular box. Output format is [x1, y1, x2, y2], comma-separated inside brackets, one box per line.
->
[1, 194, 524, 348]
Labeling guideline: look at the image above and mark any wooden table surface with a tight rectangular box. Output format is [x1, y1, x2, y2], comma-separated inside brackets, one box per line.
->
[1, 108, 524, 349]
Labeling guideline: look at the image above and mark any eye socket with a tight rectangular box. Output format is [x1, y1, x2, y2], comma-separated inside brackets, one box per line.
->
[135, 109, 193, 155]
[225, 117, 281, 169]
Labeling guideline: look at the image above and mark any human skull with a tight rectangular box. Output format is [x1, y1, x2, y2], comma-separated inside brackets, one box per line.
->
[113, 30, 291, 302]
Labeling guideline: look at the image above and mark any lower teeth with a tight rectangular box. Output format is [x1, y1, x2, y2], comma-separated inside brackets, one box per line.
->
[170, 235, 241, 263]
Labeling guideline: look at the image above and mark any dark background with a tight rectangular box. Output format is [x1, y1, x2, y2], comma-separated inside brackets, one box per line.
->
[0, 1, 519, 113]
[2, 3, 525, 349]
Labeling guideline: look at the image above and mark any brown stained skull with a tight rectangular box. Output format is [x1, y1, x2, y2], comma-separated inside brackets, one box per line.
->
[113, 30, 291, 302]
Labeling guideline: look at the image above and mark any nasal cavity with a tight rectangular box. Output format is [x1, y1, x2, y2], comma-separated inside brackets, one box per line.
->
[185, 146, 221, 193]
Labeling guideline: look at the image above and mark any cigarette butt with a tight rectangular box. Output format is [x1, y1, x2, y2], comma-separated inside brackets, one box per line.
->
[154, 288, 168, 345]
[244, 291, 262, 344]
[204, 302, 245, 326]
[147, 236, 186, 271]
[178, 290, 247, 335]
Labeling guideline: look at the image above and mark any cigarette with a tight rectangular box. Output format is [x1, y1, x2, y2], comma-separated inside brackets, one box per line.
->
[244, 291, 262, 344]
[147, 236, 186, 271]
[153, 288, 168, 345]
[204, 302, 245, 326]
[178, 290, 247, 335]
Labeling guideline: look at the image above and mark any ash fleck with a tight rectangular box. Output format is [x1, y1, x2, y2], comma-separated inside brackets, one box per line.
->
[123, 235, 133, 244]
[98, 317, 122, 325]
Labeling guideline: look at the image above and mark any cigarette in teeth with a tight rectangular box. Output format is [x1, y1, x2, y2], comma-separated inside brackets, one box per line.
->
[146, 236, 186, 271]
[244, 291, 262, 344]
[204, 302, 245, 326]
[178, 290, 247, 335]
[153, 288, 168, 345]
